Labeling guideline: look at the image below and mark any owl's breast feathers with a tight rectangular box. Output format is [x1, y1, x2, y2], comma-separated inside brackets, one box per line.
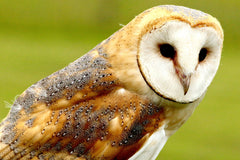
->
[0, 48, 165, 160]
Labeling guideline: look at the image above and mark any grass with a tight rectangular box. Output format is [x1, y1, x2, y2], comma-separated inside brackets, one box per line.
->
[0, 1, 239, 159]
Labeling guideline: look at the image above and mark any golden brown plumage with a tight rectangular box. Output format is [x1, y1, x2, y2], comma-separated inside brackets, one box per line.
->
[0, 50, 165, 159]
[0, 5, 223, 160]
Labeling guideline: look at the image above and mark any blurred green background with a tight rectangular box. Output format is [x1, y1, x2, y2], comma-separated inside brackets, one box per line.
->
[0, 0, 239, 159]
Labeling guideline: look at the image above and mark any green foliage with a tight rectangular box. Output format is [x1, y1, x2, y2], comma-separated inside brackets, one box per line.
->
[0, 1, 239, 159]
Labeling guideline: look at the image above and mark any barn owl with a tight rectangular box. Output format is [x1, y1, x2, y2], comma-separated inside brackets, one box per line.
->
[0, 5, 223, 160]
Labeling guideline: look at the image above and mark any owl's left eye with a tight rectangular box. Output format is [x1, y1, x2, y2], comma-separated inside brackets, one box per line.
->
[199, 48, 208, 62]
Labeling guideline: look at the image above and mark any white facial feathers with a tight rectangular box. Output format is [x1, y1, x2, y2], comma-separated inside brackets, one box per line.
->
[138, 21, 222, 103]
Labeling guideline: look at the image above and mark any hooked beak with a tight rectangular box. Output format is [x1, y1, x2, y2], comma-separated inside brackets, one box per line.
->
[179, 72, 191, 95]
[175, 68, 191, 95]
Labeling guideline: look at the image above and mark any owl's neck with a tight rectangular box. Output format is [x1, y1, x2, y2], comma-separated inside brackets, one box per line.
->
[162, 96, 203, 136]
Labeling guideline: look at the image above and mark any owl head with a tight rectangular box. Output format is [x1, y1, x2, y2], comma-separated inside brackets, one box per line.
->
[102, 5, 223, 104]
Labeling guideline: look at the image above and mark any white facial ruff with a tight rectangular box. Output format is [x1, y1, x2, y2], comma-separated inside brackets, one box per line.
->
[138, 21, 222, 103]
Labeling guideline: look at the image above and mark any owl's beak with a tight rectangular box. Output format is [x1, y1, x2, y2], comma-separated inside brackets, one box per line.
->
[179, 73, 191, 95]
[175, 67, 191, 95]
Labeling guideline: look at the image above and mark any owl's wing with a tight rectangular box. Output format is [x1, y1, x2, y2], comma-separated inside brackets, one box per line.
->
[0, 49, 166, 160]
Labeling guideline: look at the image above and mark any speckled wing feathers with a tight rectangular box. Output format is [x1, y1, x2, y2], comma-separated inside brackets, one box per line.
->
[0, 48, 165, 160]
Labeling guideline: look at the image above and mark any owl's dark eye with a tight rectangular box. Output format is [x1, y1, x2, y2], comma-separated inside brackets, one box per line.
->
[199, 48, 208, 62]
[159, 44, 176, 59]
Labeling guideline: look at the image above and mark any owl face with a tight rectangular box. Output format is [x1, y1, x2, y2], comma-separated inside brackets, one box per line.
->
[138, 20, 223, 103]
[104, 5, 223, 105]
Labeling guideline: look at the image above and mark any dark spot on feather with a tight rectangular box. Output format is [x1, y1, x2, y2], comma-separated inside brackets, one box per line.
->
[25, 118, 35, 128]
[38, 153, 45, 160]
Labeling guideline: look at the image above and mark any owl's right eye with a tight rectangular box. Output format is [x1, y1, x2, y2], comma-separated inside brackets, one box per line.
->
[159, 44, 176, 59]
